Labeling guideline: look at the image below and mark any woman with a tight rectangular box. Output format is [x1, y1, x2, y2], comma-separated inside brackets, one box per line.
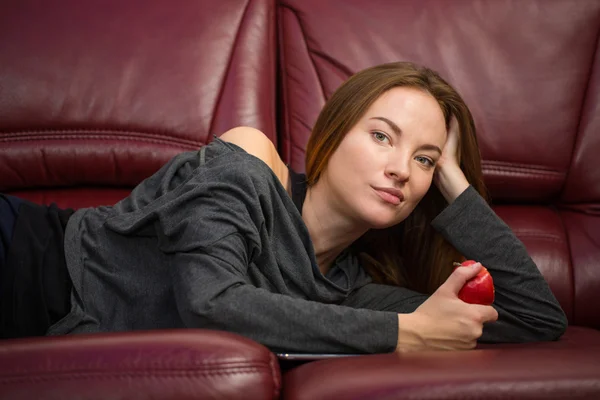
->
[0, 62, 567, 353]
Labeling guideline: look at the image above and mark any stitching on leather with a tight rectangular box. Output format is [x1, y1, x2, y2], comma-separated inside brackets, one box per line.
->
[483, 166, 564, 176]
[1, 129, 200, 145]
[484, 160, 564, 171]
[511, 229, 563, 238]
[1, 360, 272, 376]
[483, 168, 564, 180]
[1, 133, 201, 149]
[0, 367, 272, 384]
[514, 233, 565, 242]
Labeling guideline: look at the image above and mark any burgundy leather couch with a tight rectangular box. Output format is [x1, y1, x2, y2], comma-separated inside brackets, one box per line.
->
[1, 0, 599, 399]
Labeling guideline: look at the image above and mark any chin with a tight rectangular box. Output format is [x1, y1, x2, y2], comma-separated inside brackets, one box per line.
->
[360, 208, 405, 230]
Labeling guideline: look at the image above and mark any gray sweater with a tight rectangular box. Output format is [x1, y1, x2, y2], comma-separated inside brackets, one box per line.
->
[50, 138, 567, 353]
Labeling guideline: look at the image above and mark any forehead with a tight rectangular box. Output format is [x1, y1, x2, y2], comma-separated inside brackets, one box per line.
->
[365, 87, 447, 141]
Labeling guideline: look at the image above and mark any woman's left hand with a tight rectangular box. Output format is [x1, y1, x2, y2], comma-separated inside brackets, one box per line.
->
[433, 116, 470, 203]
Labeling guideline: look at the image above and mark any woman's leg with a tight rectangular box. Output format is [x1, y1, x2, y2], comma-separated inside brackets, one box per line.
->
[0, 194, 24, 268]
[1, 195, 74, 338]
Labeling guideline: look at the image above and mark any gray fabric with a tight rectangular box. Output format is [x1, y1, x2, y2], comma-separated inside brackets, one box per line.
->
[53, 138, 396, 353]
[51, 138, 566, 353]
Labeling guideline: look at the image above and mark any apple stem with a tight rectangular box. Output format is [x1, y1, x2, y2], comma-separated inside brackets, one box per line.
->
[452, 262, 462, 267]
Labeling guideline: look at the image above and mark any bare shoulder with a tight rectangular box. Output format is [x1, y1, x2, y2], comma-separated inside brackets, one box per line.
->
[219, 127, 290, 193]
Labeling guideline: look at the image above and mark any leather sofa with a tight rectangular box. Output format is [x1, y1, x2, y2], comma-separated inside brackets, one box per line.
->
[1, 0, 599, 399]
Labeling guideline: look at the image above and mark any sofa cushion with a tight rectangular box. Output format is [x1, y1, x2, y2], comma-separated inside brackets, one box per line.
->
[0, 0, 276, 208]
[282, 327, 600, 400]
[0, 329, 281, 400]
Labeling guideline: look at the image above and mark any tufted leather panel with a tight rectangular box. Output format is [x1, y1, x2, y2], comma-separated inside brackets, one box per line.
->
[278, 0, 600, 202]
[0, 0, 276, 207]
[0, 329, 281, 400]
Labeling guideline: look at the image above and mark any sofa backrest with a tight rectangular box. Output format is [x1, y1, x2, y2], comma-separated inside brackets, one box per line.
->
[1, 0, 599, 330]
[0, 0, 276, 209]
[277, 0, 600, 328]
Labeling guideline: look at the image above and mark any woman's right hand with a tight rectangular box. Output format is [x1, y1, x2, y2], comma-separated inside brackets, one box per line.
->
[396, 263, 499, 352]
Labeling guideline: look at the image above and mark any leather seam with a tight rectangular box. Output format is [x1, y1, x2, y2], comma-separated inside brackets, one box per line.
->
[512, 231, 563, 239]
[208, 0, 251, 137]
[286, 4, 326, 169]
[483, 169, 563, 177]
[0, 366, 273, 384]
[276, 5, 292, 165]
[483, 169, 564, 180]
[483, 165, 564, 175]
[483, 160, 565, 172]
[0, 359, 272, 375]
[1, 133, 201, 149]
[310, 51, 353, 80]
[268, 352, 281, 399]
[557, 210, 577, 322]
[514, 235, 564, 243]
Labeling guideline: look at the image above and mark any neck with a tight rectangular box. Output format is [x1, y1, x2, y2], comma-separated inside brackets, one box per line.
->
[302, 182, 369, 275]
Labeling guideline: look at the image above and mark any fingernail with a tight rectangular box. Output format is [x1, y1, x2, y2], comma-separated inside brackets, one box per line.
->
[471, 262, 481, 269]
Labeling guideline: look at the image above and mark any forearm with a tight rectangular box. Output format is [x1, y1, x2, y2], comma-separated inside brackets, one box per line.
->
[178, 283, 399, 354]
[431, 186, 568, 342]
[173, 245, 399, 354]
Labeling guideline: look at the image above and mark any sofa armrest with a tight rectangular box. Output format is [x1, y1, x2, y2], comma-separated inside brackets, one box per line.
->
[283, 328, 600, 400]
[0, 329, 281, 400]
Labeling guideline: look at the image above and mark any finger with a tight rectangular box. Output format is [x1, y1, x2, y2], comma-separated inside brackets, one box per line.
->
[472, 305, 499, 323]
[448, 115, 459, 132]
[445, 115, 460, 156]
[442, 262, 482, 295]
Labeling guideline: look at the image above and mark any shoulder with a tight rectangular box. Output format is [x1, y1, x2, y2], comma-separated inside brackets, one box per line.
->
[219, 127, 290, 194]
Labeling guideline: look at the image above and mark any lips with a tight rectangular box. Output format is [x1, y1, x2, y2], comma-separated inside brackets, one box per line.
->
[373, 186, 404, 205]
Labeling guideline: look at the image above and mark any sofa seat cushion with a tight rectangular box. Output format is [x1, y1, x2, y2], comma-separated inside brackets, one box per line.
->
[283, 326, 600, 400]
[0, 329, 281, 400]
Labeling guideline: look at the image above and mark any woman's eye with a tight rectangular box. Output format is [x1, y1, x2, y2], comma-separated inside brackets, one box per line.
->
[415, 156, 435, 167]
[372, 131, 389, 143]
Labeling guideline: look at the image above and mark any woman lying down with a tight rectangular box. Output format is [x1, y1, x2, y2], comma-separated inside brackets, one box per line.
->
[0, 62, 567, 354]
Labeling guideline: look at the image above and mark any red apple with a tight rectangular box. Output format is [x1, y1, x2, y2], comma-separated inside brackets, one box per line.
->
[453, 260, 495, 305]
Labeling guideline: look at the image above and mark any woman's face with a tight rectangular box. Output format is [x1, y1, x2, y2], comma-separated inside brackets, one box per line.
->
[321, 87, 447, 229]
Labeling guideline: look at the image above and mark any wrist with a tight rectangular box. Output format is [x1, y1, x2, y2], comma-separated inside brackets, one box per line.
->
[396, 313, 425, 353]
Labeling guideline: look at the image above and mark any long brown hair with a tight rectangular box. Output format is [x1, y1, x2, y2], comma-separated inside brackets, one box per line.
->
[305, 62, 488, 294]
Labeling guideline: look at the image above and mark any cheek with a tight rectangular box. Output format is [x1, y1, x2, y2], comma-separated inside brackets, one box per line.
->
[330, 139, 372, 178]
[411, 170, 434, 200]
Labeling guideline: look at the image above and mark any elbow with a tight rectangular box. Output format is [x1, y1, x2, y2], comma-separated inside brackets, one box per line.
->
[548, 310, 569, 341]
[176, 295, 228, 330]
[534, 307, 569, 342]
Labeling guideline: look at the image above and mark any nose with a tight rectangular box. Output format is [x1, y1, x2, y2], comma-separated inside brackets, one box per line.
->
[385, 153, 410, 182]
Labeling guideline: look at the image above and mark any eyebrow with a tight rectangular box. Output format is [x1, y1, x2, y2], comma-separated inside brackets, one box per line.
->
[370, 116, 442, 155]
[371, 117, 401, 135]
